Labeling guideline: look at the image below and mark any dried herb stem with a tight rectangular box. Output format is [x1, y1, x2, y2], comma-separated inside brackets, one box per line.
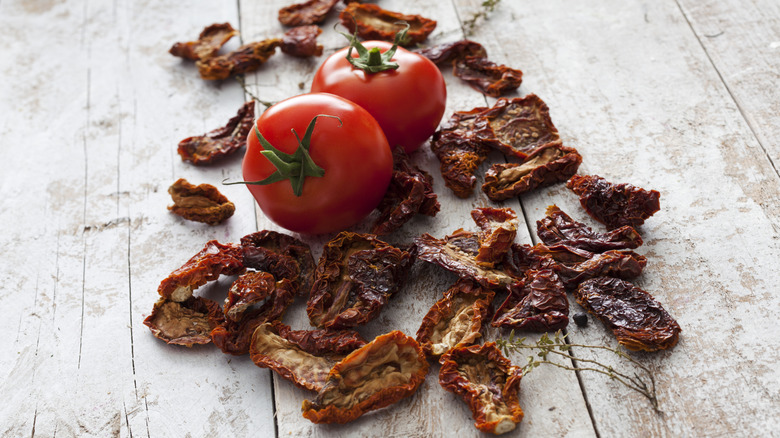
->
[461, 0, 502, 37]
[235, 75, 275, 109]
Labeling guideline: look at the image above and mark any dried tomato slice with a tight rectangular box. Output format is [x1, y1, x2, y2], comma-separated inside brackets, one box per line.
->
[169, 22, 238, 61]
[479, 94, 560, 159]
[307, 232, 414, 329]
[416, 278, 494, 358]
[492, 268, 569, 332]
[471, 207, 518, 266]
[453, 56, 523, 97]
[144, 296, 225, 347]
[280, 25, 324, 57]
[278, 0, 339, 26]
[439, 343, 524, 434]
[177, 101, 255, 166]
[240, 230, 315, 296]
[482, 141, 582, 201]
[339, 3, 437, 46]
[196, 39, 281, 80]
[567, 174, 661, 229]
[415, 40, 487, 66]
[157, 240, 244, 302]
[250, 322, 366, 391]
[302, 330, 429, 424]
[502, 243, 559, 280]
[167, 178, 235, 225]
[575, 277, 681, 351]
[536, 205, 643, 252]
[556, 249, 647, 290]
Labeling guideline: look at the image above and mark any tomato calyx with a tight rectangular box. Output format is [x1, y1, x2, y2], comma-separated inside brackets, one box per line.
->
[340, 23, 410, 73]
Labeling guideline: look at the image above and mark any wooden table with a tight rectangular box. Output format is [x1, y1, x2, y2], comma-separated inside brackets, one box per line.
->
[2, 0, 778, 436]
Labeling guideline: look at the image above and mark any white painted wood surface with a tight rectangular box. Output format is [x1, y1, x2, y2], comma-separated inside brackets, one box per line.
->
[1, 0, 778, 437]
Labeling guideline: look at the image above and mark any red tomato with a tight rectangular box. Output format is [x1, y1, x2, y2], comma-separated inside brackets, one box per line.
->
[311, 41, 446, 154]
[242, 93, 393, 235]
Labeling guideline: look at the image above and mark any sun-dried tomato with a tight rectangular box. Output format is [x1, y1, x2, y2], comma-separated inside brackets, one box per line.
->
[453, 56, 523, 98]
[280, 25, 323, 57]
[240, 230, 315, 296]
[302, 330, 429, 423]
[416, 278, 494, 358]
[537, 205, 643, 252]
[279, 0, 339, 26]
[502, 243, 559, 280]
[415, 40, 487, 66]
[211, 274, 296, 355]
[471, 207, 518, 266]
[167, 178, 235, 225]
[439, 343, 524, 434]
[157, 240, 244, 302]
[144, 296, 225, 347]
[169, 22, 238, 61]
[339, 4, 436, 46]
[575, 277, 681, 351]
[482, 141, 582, 202]
[307, 232, 414, 329]
[556, 249, 647, 290]
[177, 101, 255, 166]
[567, 174, 661, 229]
[249, 322, 366, 391]
[479, 94, 560, 159]
[196, 39, 281, 80]
[372, 148, 439, 235]
[492, 268, 569, 332]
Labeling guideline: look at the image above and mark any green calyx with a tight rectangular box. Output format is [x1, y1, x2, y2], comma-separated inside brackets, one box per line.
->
[339, 23, 410, 73]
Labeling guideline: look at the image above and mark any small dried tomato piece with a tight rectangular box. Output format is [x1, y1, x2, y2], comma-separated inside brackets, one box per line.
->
[492, 268, 569, 332]
[453, 56, 523, 98]
[302, 330, 429, 424]
[415, 40, 487, 65]
[196, 39, 281, 80]
[502, 243, 559, 280]
[557, 249, 647, 290]
[240, 230, 315, 296]
[439, 343, 524, 434]
[250, 322, 366, 392]
[157, 240, 244, 302]
[222, 271, 278, 322]
[479, 94, 560, 159]
[177, 101, 255, 166]
[144, 296, 225, 347]
[416, 278, 494, 358]
[167, 178, 235, 225]
[280, 25, 324, 57]
[482, 141, 582, 201]
[339, 3, 437, 46]
[471, 207, 518, 266]
[279, 0, 339, 26]
[169, 22, 238, 61]
[537, 205, 643, 252]
[567, 174, 661, 229]
[575, 277, 681, 351]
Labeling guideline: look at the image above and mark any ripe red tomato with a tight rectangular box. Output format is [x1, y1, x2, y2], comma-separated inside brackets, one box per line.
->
[241, 93, 393, 235]
[311, 40, 446, 154]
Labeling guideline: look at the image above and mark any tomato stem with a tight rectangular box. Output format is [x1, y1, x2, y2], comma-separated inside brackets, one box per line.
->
[339, 23, 410, 73]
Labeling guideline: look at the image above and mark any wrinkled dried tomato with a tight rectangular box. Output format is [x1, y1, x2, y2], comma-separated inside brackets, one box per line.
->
[482, 141, 582, 202]
[492, 268, 569, 332]
[167, 178, 235, 225]
[250, 322, 366, 391]
[240, 230, 315, 296]
[556, 249, 647, 290]
[575, 277, 681, 351]
[307, 232, 414, 329]
[453, 56, 523, 97]
[415, 40, 487, 65]
[479, 94, 560, 159]
[471, 207, 518, 266]
[157, 240, 244, 302]
[439, 343, 524, 434]
[144, 296, 225, 347]
[339, 3, 436, 46]
[537, 204, 643, 252]
[196, 39, 281, 80]
[567, 174, 661, 229]
[280, 25, 323, 57]
[302, 330, 429, 423]
[416, 278, 494, 358]
[502, 243, 559, 280]
[177, 101, 255, 165]
[169, 22, 238, 61]
[279, 0, 339, 26]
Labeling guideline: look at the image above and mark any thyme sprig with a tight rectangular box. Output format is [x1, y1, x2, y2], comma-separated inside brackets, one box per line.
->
[496, 330, 660, 411]
[235, 75, 275, 109]
[462, 0, 502, 37]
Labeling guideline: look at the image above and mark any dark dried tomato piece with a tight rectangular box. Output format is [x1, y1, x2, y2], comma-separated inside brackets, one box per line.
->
[439, 343, 524, 434]
[157, 240, 244, 302]
[482, 141, 582, 201]
[196, 39, 281, 80]
[415, 40, 487, 65]
[478, 95, 560, 159]
[339, 3, 436, 46]
[307, 232, 414, 329]
[279, 0, 339, 26]
[167, 178, 235, 225]
[492, 268, 569, 332]
[416, 278, 494, 358]
[453, 56, 523, 98]
[169, 22, 238, 61]
[537, 204, 643, 252]
[144, 296, 225, 347]
[177, 101, 255, 166]
[240, 230, 315, 296]
[302, 330, 429, 424]
[471, 207, 518, 266]
[575, 277, 681, 351]
[250, 322, 366, 392]
[556, 249, 647, 290]
[567, 174, 661, 229]
[502, 243, 559, 280]
[280, 25, 323, 57]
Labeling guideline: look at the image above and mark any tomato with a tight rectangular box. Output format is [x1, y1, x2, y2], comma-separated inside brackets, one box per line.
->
[241, 93, 393, 235]
[311, 40, 446, 154]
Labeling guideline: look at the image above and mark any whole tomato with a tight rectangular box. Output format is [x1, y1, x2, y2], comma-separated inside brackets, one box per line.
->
[241, 93, 393, 235]
[311, 34, 446, 154]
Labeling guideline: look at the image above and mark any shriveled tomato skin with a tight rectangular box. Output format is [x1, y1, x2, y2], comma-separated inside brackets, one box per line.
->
[311, 41, 446, 153]
[242, 93, 393, 235]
